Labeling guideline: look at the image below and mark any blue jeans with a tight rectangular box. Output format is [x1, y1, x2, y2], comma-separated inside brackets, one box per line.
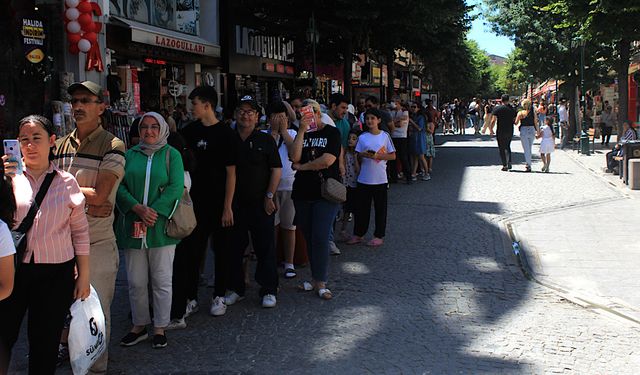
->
[293, 199, 341, 283]
[520, 126, 536, 166]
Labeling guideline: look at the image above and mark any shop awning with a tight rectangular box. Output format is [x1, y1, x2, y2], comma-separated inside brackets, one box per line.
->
[533, 79, 564, 97]
[110, 16, 220, 58]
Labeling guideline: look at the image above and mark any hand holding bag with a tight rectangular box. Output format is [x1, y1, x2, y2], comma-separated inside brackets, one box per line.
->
[164, 149, 196, 239]
[68, 285, 106, 375]
[319, 171, 346, 204]
[11, 172, 55, 268]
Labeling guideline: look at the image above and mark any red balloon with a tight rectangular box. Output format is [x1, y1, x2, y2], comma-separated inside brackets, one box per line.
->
[69, 44, 80, 54]
[83, 32, 97, 43]
[77, 1, 92, 13]
[67, 32, 82, 44]
[82, 22, 95, 33]
[78, 13, 92, 27]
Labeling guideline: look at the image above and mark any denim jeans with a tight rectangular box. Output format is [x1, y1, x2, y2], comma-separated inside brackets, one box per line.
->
[520, 126, 536, 166]
[293, 199, 341, 283]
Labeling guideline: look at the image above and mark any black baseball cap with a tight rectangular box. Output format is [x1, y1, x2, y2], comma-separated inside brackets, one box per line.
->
[237, 95, 261, 112]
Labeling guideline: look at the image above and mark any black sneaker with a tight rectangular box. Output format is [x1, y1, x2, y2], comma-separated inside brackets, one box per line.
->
[152, 334, 167, 349]
[120, 329, 148, 347]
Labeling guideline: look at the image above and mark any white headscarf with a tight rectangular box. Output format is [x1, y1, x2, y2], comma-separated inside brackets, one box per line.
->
[138, 111, 170, 156]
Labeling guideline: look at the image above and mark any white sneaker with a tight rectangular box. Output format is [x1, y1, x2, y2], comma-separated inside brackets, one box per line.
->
[224, 291, 245, 306]
[184, 299, 199, 318]
[420, 174, 431, 181]
[262, 294, 277, 308]
[329, 241, 341, 255]
[210, 296, 227, 316]
[165, 318, 186, 330]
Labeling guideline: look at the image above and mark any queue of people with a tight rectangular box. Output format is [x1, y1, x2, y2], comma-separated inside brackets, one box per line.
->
[0, 79, 443, 373]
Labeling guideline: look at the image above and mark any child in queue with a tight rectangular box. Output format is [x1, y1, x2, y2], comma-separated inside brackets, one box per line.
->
[339, 130, 360, 241]
[347, 109, 396, 247]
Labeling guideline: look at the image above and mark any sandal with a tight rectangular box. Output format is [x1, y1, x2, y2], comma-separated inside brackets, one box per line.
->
[366, 238, 384, 247]
[298, 281, 314, 291]
[346, 236, 363, 245]
[318, 288, 333, 300]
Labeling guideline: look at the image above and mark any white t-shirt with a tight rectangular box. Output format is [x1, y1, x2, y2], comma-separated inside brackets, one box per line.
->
[321, 113, 336, 127]
[558, 105, 568, 122]
[391, 110, 409, 138]
[263, 129, 297, 191]
[355, 131, 395, 185]
[0, 220, 16, 258]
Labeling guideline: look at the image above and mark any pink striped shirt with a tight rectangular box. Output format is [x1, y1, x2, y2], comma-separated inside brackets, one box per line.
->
[12, 163, 90, 264]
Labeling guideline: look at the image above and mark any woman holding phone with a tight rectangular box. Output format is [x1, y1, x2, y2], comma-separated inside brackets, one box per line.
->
[1, 115, 90, 374]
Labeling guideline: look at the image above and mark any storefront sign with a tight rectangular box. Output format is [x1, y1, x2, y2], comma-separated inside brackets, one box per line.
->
[235, 26, 294, 63]
[131, 28, 215, 56]
[21, 18, 45, 63]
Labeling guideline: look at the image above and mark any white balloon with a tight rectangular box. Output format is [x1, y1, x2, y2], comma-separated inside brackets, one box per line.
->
[78, 38, 91, 52]
[65, 8, 79, 21]
[65, 0, 79, 8]
[67, 21, 81, 34]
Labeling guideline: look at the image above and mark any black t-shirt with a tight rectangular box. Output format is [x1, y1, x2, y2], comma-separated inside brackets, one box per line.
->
[492, 104, 517, 135]
[292, 125, 341, 201]
[179, 120, 239, 206]
[235, 129, 282, 203]
[380, 110, 392, 134]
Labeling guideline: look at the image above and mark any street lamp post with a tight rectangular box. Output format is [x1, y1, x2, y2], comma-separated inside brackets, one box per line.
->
[306, 12, 319, 99]
[578, 39, 590, 155]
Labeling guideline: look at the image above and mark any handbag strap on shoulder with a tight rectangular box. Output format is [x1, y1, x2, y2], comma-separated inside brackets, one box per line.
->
[16, 171, 56, 233]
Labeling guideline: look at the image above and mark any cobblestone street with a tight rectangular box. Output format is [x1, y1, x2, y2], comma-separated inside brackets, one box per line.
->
[12, 133, 640, 374]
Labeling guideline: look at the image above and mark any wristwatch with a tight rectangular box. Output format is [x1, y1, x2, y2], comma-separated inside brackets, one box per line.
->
[265, 191, 274, 200]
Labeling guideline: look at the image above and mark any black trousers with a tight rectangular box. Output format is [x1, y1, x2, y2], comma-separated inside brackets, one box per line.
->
[354, 183, 388, 238]
[389, 137, 411, 182]
[0, 259, 75, 374]
[171, 204, 238, 319]
[602, 126, 612, 144]
[233, 200, 278, 297]
[497, 134, 513, 167]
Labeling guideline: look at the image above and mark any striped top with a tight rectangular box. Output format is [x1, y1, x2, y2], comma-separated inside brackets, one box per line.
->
[12, 163, 90, 263]
[54, 126, 126, 244]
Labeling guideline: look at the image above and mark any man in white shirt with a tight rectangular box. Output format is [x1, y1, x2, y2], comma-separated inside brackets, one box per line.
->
[558, 99, 569, 149]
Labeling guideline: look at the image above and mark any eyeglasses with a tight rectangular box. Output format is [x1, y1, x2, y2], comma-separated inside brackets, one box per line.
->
[71, 98, 102, 105]
[237, 109, 257, 116]
[140, 125, 160, 131]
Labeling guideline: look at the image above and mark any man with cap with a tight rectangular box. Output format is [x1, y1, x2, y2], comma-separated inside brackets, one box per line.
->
[54, 81, 126, 374]
[230, 96, 282, 309]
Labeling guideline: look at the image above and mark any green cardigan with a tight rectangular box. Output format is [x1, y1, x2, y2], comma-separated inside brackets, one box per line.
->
[116, 144, 184, 249]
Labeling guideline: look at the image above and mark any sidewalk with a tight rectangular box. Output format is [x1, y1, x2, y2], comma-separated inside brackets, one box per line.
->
[508, 142, 640, 325]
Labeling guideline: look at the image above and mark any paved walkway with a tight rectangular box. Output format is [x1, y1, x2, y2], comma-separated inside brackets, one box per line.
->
[510, 133, 640, 324]
[8, 129, 640, 374]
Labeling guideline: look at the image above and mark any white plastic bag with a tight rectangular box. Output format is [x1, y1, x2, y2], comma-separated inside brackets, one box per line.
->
[68, 285, 106, 375]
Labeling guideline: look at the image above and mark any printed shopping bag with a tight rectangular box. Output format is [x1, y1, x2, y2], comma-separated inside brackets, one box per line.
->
[68, 285, 106, 375]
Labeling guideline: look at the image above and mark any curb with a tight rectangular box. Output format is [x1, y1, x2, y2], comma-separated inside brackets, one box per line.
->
[502, 217, 640, 326]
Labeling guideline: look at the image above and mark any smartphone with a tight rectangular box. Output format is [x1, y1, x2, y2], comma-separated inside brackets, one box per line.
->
[300, 105, 318, 132]
[3, 139, 23, 175]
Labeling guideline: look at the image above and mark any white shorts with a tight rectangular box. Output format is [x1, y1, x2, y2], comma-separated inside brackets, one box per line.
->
[274, 190, 296, 230]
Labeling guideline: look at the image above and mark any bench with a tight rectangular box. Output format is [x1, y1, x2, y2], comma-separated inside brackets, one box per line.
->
[572, 128, 595, 153]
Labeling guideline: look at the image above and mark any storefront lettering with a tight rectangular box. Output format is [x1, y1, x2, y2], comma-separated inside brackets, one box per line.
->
[22, 18, 45, 46]
[235, 26, 294, 63]
[155, 35, 206, 54]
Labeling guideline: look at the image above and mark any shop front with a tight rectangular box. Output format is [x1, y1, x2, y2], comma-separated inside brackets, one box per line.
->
[1, 1, 67, 138]
[222, 24, 296, 115]
[106, 1, 221, 116]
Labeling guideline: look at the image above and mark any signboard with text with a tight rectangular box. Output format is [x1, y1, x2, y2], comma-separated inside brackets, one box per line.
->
[21, 18, 45, 64]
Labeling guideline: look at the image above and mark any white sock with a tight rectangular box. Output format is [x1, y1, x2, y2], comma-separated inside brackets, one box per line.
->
[284, 263, 294, 270]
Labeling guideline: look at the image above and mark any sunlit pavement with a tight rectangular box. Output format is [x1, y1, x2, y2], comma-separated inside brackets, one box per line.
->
[13, 131, 640, 374]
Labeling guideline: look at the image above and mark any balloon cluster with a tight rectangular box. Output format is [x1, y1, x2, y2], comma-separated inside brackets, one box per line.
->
[64, 0, 104, 71]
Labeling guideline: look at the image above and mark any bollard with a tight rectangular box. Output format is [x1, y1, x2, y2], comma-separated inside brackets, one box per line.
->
[628, 159, 640, 190]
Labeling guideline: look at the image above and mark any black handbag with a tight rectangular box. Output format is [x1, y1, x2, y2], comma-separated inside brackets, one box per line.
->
[11, 172, 55, 268]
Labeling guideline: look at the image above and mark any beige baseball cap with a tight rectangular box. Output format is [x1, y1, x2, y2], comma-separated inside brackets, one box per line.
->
[67, 81, 104, 101]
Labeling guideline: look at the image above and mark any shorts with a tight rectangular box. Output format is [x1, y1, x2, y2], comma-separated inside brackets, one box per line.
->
[274, 190, 296, 230]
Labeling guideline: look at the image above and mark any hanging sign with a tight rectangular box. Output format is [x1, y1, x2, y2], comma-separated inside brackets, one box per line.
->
[22, 18, 46, 63]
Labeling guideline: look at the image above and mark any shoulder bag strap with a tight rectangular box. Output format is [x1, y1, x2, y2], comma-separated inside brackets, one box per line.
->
[15, 171, 56, 234]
